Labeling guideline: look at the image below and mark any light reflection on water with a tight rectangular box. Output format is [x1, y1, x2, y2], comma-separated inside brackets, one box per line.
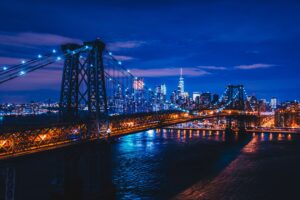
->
[113, 129, 299, 199]
[112, 129, 240, 199]
[251, 132, 296, 142]
[242, 136, 259, 153]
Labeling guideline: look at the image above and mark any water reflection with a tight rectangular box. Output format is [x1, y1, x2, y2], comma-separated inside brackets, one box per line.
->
[242, 136, 259, 153]
[154, 128, 234, 143]
[250, 132, 296, 142]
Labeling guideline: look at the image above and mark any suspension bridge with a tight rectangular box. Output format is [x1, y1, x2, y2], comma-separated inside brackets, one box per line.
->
[0, 38, 258, 159]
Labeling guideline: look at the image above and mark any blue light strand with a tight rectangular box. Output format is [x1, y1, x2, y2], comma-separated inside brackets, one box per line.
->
[243, 88, 255, 111]
[1, 47, 60, 73]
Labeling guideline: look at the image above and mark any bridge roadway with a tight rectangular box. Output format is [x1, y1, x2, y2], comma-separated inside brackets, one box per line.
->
[0, 110, 257, 160]
[0, 111, 193, 159]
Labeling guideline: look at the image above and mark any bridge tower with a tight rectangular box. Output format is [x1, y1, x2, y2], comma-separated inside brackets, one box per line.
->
[225, 85, 246, 134]
[226, 85, 245, 110]
[59, 39, 109, 136]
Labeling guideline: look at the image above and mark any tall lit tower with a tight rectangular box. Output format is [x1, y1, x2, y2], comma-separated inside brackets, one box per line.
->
[161, 84, 167, 96]
[178, 68, 184, 95]
[270, 97, 277, 110]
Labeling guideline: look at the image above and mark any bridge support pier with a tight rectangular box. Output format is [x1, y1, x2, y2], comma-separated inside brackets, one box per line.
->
[62, 141, 115, 199]
[225, 127, 235, 135]
[0, 166, 15, 200]
[225, 117, 234, 135]
[225, 115, 248, 135]
[237, 116, 246, 135]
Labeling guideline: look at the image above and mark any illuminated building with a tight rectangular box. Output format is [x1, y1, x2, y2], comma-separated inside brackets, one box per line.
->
[275, 102, 300, 128]
[153, 84, 168, 111]
[170, 91, 177, 104]
[192, 92, 200, 101]
[178, 68, 184, 95]
[212, 94, 219, 104]
[161, 84, 167, 96]
[133, 77, 144, 90]
[270, 97, 277, 110]
[200, 92, 211, 105]
[258, 99, 267, 112]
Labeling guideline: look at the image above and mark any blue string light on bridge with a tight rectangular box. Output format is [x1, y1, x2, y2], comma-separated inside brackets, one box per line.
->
[242, 88, 255, 112]
[0, 47, 70, 84]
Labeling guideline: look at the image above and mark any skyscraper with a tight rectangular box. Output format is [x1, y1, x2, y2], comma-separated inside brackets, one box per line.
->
[133, 77, 144, 90]
[178, 68, 184, 95]
[161, 84, 167, 95]
[200, 92, 211, 105]
[192, 92, 200, 101]
[212, 94, 219, 104]
[271, 97, 277, 110]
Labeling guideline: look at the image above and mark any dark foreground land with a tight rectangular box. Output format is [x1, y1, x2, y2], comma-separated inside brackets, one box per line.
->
[1, 130, 300, 200]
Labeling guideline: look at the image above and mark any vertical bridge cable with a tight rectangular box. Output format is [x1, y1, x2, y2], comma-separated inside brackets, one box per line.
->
[104, 50, 179, 113]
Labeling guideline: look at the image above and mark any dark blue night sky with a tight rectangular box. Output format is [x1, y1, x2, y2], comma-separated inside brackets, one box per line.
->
[0, 0, 300, 102]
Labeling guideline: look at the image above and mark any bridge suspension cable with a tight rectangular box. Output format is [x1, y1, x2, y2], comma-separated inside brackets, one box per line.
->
[242, 88, 255, 111]
[212, 86, 229, 107]
[0, 46, 89, 85]
[0, 53, 53, 76]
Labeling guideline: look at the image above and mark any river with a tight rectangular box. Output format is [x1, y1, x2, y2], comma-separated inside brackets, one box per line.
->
[1, 129, 300, 200]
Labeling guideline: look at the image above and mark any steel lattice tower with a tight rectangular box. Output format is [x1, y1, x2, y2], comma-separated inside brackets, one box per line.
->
[225, 85, 246, 132]
[226, 85, 245, 111]
[59, 39, 108, 135]
[60, 43, 81, 120]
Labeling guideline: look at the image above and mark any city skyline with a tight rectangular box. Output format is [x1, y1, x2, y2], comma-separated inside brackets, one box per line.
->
[1, 2, 300, 200]
[1, 0, 300, 102]
[0, 65, 285, 104]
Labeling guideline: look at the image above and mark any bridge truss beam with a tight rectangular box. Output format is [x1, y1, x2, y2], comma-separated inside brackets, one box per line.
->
[0, 111, 190, 159]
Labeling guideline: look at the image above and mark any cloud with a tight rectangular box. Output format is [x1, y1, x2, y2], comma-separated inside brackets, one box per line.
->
[0, 32, 81, 48]
[0, 66, 62, 91]
[107, 40, 146, 51]
[197, 65, 227, 70]
[234, 63, 275, 70]
[0, 57, 23, 65]
[113, 55, 135, 61]
[129, 67, 209, 77]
